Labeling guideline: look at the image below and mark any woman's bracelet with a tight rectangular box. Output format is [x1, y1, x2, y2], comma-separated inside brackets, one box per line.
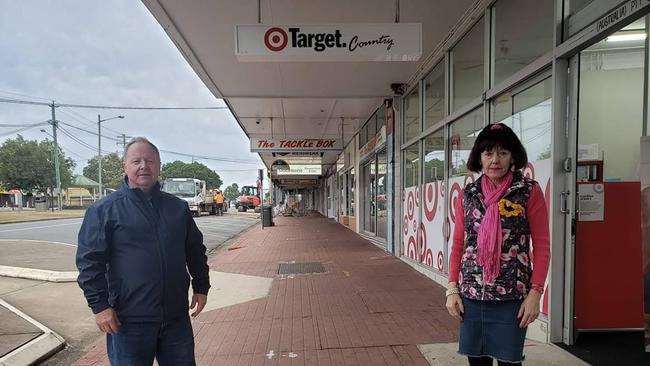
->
[530, 284, 544, 294]
[445, 287, 460, 297]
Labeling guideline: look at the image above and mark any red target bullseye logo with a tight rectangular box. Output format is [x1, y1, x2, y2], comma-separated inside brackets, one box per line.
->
[264, 27, 288, 52]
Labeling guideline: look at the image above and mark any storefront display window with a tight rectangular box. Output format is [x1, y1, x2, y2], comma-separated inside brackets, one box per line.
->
[424, 129, 445, 183]
[492, 0, 554, 86]
[425, 61, 445, 130]
[363, 161, 376, 233]
[348, 169, 355, 216]
[452, 18, 484, 112]
[376, 150, 387, 239]
[493, 77, 552, 162]
[449, 108, 483, 178]
[403, 87, 420, 143]
[404, 143, 420, 187]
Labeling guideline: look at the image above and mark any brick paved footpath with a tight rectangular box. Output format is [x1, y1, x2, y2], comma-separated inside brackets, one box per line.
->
[73, 213, 458, 365]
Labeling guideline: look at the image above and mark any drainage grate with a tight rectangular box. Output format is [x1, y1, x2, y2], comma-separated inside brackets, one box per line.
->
[277, 262, 325, 275]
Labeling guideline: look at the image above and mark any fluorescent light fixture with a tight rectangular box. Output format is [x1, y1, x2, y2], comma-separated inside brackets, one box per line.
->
[606, 33, 646, 42]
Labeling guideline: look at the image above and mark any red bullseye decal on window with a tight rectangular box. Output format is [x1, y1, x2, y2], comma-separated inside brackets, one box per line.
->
[523, 162, 535, 180]
[449, 182, 462, 223]
[423, 182, 439, 221]
[463, 174, 475, 187]
[407, 191, 415, 220]
[437, 251, 444, 271]
[264, 27, 288, 51]
[407, 236, 417, 260]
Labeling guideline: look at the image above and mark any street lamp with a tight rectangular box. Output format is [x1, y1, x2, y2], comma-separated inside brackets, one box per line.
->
[98, 114, 124, 198]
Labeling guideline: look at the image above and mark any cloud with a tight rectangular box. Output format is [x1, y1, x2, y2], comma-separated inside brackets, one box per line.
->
[0, 0, 264, 187]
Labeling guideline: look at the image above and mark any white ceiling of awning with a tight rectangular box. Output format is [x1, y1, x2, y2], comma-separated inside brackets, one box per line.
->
[142, 0, 475, 188]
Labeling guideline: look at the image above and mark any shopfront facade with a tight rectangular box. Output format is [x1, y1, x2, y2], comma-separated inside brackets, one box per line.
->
[390, 0, 650, 347]
[145, 0, 650, 352]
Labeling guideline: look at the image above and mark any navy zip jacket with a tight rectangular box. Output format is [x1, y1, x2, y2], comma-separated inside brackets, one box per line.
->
[76, 179, 210, 322]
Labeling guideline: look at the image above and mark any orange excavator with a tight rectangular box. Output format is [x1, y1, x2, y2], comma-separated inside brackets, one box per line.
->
[235, 185, 261, 212]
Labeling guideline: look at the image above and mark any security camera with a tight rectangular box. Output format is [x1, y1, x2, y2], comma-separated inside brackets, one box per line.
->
[255, 119, 261, 124]
[390, 83, 407, 96]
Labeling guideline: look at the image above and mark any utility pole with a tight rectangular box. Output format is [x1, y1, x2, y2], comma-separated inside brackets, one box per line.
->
[51, 102, 62, 210]
[98, 114, 103, 199]
[117, 134, 133, 157]
[97, 115, 124, 198]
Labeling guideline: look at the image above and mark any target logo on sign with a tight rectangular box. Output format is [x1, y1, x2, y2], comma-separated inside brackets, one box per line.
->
[264, 27, 288, 51]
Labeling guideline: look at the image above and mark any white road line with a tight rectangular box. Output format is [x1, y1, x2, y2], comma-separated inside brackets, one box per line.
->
[0, 239, 76, 247]
[0, 221, 82, 233]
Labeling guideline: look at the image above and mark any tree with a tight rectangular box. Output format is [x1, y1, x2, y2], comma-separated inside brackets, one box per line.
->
[83, 152, 124, 189]
[0, 135, 75, 193]
[223, 183, 240, 201]
[160, 160, 222, 189]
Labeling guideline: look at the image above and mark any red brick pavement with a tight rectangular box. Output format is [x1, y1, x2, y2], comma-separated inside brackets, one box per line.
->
[73, 213, 458, 365]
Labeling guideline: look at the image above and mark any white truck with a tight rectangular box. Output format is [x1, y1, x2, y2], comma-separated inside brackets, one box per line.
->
[162, 178, 216, 217]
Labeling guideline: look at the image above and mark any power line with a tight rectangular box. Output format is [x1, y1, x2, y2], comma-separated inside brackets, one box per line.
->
[0, 120, 51, 138]
[58, 121, 121, 141]
[0, 98, 50, 107]
[158, 149, 261, 164]
[58, 125, 114, 155]
[0, 90, 51, 102]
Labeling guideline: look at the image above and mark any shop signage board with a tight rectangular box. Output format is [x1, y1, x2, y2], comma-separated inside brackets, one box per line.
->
[360, 126, 388, 162]
[578, 183, 605, 221]
[251, 138, 342, 152]
[375, 126, 386, 151]
[235, 23, 421, 62]
[359, 135, 376, 161]
[276, 164, 322, 176]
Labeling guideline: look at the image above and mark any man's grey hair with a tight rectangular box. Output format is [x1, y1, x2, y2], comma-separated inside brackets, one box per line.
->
[124, 137, 161, 162]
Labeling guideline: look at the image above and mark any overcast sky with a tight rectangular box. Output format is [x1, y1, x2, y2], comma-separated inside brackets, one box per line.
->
[0, 0, 264, 189]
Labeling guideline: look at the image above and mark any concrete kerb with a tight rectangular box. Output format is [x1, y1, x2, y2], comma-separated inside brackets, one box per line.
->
[0, 214, 85, 226]
[0, 265, 77, 283]
[0, 299, 65, 366]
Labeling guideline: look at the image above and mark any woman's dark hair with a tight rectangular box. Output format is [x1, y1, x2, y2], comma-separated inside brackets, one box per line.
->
[466, 123, 528, 172]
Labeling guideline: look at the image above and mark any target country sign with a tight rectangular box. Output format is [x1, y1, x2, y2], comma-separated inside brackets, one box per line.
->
[235, 23, 421, 62]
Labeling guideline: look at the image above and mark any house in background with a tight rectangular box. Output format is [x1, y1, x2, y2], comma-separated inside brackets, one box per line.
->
[65, 175, 99, 207]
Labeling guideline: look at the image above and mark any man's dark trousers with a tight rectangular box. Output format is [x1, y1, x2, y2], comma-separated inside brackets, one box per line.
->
[216, 203, 223, 216]
[107, 315, 195, 365]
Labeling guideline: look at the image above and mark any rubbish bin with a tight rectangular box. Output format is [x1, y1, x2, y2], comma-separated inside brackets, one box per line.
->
[35, 200, 48, 212]
[262, 205, 274, 227]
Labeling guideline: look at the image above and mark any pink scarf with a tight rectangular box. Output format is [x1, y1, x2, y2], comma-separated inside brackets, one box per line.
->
[477, 171, 513, 285]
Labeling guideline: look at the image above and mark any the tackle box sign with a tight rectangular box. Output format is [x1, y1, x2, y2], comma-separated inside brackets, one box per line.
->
[235, 23, 421, 62]
[251, 138, 343, 153]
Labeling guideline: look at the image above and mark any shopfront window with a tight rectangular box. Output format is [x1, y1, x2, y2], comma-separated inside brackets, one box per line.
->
[403, 87, 420, 142]
[377, 105, 386, 132]
[404, 143, 420, 188]
[449, 108, 483, 178]
[348, 169, 355, 216]
[339, 174, 345, 216]
[363, 161, 376, 233]
[367, 114, 377, 140]
[424, 129, 445, 183]
[492, 0, 554, 86]
[493, 76, 553, 162]
[425, 61, 445, 130]
[359, 124, 367, 147]
[376, 150, 387, 239]
[452, 18, 484, 112]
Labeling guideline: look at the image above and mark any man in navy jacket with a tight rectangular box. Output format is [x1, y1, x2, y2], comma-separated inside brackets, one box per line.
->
[76, 137, 210, 365]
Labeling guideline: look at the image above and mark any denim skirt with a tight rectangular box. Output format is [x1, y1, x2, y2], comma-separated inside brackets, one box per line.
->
[458, 298, 527, 363]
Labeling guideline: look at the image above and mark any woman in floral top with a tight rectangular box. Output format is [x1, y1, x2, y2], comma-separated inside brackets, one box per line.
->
[446, 123, 550, 365]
